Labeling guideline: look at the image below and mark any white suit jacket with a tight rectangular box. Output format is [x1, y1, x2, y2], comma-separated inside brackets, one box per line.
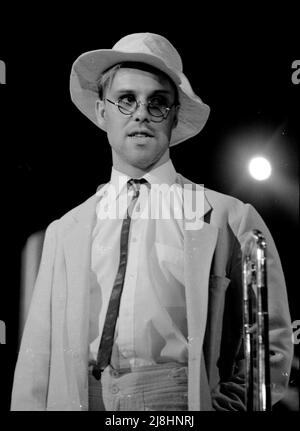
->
[11, 175, 293, 410]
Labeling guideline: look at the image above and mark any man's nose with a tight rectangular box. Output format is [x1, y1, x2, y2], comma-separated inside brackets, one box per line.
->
[132, 102, 151, 122]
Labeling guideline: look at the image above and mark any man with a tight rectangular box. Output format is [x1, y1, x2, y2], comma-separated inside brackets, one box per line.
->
[11, 33, 293, 411]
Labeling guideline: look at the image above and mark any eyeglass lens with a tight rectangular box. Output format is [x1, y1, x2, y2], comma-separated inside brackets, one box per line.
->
[118, 96, 168, 117]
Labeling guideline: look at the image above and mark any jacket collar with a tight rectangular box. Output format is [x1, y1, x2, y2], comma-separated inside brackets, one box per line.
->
[175, 173, 212, 223]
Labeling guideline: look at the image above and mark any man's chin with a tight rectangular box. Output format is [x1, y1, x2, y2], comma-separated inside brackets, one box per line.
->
[121, 142, 169, 171]
[127, 147, 157, 165]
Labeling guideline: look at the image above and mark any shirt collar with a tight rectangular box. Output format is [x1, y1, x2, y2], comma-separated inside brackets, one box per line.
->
[96, 159, 178, 199]
[143, 159, 177, 187]
[112, 159, 177, 188]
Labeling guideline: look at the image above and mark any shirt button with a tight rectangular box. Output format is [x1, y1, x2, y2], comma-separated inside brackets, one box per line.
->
[110, 369, 119, 378]
[132, 237, 137, 242]
[111, 385, 119, 394]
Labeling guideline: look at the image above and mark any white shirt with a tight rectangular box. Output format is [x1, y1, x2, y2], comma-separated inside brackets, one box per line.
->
[90, 159, 188, 369]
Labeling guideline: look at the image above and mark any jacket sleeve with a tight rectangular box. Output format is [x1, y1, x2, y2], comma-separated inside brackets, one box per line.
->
[212, 203, 293, 410]
[10, 221, 58, 410]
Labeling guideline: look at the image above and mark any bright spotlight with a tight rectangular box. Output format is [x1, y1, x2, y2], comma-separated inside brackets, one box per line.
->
[248, 157, 272, 181]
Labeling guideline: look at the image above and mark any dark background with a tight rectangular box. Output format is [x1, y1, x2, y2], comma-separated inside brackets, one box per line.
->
[0, 7, 298, 414]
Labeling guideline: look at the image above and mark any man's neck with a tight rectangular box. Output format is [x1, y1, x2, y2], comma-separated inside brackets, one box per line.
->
[112, 150, 170, 178]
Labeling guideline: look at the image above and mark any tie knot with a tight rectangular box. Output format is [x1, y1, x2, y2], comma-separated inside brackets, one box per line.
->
[128, 178, 148, 194]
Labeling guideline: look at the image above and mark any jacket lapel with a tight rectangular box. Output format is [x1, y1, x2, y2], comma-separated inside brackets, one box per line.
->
[177, 175, 219, 410]
[63, 195, 99, 355]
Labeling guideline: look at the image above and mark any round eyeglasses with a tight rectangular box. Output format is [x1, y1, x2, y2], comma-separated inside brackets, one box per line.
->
[105, 95, 177, 123]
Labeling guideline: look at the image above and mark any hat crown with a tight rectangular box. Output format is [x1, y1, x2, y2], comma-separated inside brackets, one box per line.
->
[113, 33, 183, 73]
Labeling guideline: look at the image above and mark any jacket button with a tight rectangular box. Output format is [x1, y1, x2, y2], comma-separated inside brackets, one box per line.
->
[110, 369, 119, 377]
[111, 385, 119, 394]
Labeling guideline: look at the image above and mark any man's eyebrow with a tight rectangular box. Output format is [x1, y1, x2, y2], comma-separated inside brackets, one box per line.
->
[114, 89, 135, 94]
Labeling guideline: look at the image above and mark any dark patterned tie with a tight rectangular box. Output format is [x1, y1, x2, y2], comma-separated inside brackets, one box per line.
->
[92, 178, 148, 380]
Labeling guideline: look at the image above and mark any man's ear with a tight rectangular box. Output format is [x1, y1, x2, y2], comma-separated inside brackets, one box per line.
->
[95, 99, 107, 129]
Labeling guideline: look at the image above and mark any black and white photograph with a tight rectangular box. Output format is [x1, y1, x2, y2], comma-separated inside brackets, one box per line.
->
[0, 7, 298, 424]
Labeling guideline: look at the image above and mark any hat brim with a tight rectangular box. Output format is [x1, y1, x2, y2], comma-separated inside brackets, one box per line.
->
[70, 49, 210, 146]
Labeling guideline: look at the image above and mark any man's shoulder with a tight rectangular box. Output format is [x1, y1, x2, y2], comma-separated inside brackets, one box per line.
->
[64, 190, 105, 222]
[178, 173, 246, 212]
[204, 187, 245, 212]
[47, 192, 100, 232]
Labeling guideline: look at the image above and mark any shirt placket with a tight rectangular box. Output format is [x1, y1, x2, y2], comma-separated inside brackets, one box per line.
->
[116, 187, 144, 365]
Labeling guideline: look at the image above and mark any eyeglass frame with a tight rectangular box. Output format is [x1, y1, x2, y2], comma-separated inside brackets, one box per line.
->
[105, 97, 178, 123]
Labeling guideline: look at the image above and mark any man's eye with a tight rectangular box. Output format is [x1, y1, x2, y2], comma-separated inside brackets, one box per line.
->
[149, 97, 167, 107]
[119, 94, 136, 105]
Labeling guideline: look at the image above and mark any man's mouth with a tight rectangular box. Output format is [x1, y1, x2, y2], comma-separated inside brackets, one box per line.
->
[128, 131, 154, 138]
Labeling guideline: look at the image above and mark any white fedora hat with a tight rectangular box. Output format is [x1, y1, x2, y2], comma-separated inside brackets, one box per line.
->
[70, 32, 210, 146]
